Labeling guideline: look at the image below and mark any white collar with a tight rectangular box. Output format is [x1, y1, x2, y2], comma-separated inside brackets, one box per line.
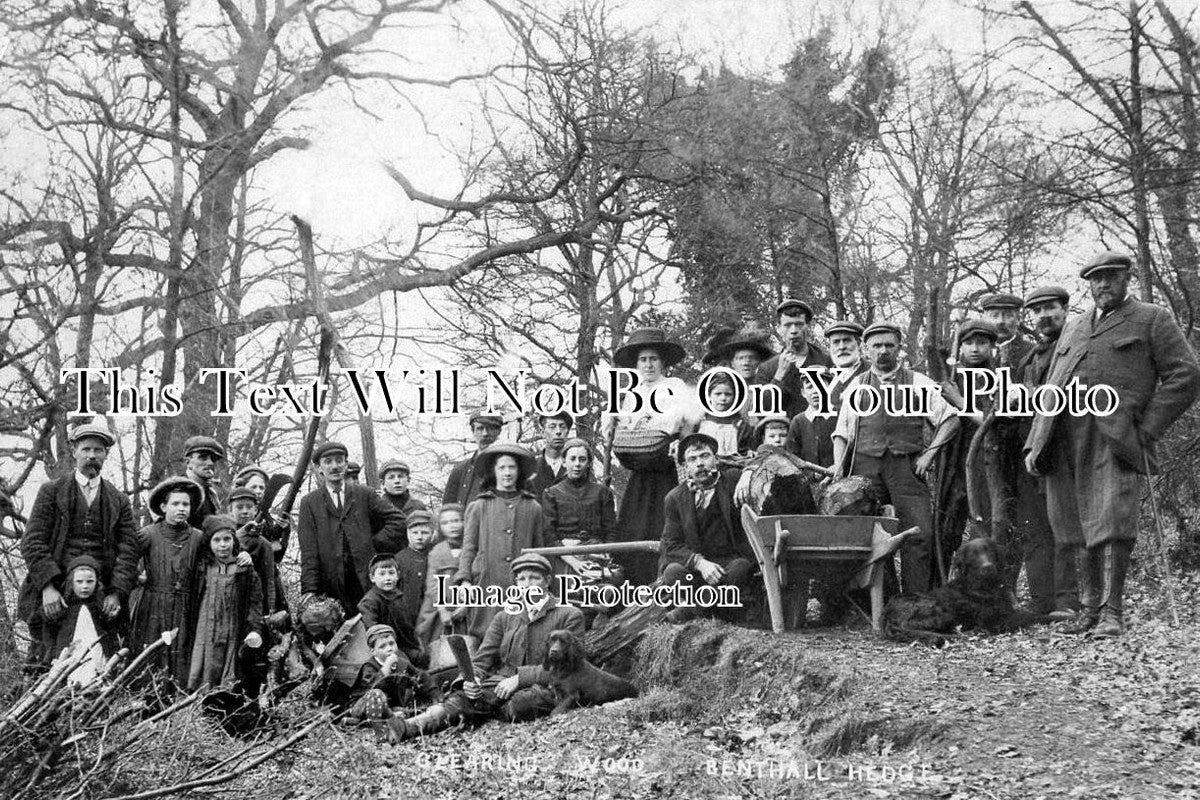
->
[75, 472, 98, 490]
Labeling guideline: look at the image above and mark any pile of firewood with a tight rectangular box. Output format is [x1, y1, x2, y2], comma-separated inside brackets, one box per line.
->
[0, 631, 327, 800]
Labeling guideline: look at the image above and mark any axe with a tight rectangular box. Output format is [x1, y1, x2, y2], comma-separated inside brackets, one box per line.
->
[446, 634, 477, 685]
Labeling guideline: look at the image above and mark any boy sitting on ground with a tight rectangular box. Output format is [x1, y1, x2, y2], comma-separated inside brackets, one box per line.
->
[346, 624, 440, 721]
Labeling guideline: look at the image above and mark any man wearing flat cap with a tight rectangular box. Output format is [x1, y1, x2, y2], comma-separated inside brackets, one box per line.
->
[442, 411, 503, 506]
[754, 298, 834, 419]
[979, 292, 1035, 370]
[1013, 285, 1079, 618]
[1026, 251, 1200, 637]
[297, 441, 406, 613]
[182, 435, 226, 529]
[379, 458, 428, 544]
[832, 323, 957, 594]
[19, 424, 140, 662]
[788, 320, 868, 468]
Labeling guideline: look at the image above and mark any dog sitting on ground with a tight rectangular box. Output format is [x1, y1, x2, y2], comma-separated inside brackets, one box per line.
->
[542, 629, 638, 715]
[881, 537, 1047, 645]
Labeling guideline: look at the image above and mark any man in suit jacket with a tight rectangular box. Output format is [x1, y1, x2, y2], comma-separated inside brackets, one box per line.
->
[19, 424, 139, 662]
[1025, 252, 1200, 637]
[753, 298, 834, 418]
[526, 411, 572, 498]
[442, 412, 503, 506]
[298, 441, 406, 613]
[182, 435, 225, 529]
[658, 433, 754, 624]
[788, 320, 868, 467]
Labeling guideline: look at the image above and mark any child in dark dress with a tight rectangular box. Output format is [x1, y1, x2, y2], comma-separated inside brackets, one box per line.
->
[44, 554, 120, 687]
[416, 504, 468, 645]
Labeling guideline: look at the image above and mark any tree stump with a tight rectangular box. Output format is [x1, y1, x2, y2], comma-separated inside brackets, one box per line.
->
[583, 603, 669, 676]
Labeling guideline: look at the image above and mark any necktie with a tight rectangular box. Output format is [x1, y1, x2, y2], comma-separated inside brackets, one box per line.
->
[84, 480, 97, 505]
[333, 489, 342, 511]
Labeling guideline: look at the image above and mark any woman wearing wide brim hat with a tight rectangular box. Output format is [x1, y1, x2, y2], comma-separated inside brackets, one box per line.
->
[454, 441, 546, 638]
[720, 323, 775, 383]
[147, 476, 203, 519]
[612, 327, 687, 370]
[606, 327, 700, 586]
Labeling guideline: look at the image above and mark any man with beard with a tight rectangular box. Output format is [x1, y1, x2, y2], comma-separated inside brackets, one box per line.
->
[832, 323, 957, 594]
[754, 299, 833, 419]
[788, 320, 868, 467]
[19, 424, 139, 664]
[659, 433, 755, 624]
[1014, 286, 1078, 618]
[442, 411, 503, 506]
[526, 411, 573, 498]
[298, 442, 406, 613]
[182, 436, 225, 529]
[1027, 252, 1200, 637]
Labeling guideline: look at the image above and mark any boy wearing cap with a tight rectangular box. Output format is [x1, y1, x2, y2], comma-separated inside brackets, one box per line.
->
[297, 441, 406, 613]
[346, 623, 439, 721]
[753, 299, 834, 419]
[358, 554, 424, 664]
[385, 553, 584, 740]
[442, 412, 504, 506]
[379, 458, 428, 550]
[394, 509, 435, 628]
[527, 411, 573, 498]
[832, 322, 957, 595]
[182, 435, 226, 529]
[20, 424, 140, 662]
[1026, 251, 1200, 637]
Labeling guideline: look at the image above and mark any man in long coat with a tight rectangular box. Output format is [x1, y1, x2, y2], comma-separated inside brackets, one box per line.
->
[19, 424, 139, 662]
[297, 441, 406, 613]
[1026, 251, 1200, 637]
[754, 298, 834, 418]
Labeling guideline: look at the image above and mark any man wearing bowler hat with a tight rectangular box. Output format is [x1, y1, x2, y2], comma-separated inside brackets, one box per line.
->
[832, 322, 957, 594]
[1026, 252, 1200, 637]
[19, 423, 140, 662]
[298, 441, 406, 612]
[182, 435, 226, 529]
[442, 411, 504, 506]
[754, 298, 833, 419]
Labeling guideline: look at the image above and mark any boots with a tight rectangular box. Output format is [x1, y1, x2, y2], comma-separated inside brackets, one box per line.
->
[1060, 545, 1101, 635]
[383, 704, 451, 742]
[1092, 541, 1133, 639]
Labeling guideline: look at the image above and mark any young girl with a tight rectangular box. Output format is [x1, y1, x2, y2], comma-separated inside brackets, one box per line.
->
[44, 555, 119, 687]
[452, 444, 546, 638]
[541, 439, 618, 546]
[415, 504, 468, 646]
[131, 477, 206, 684]
[186, 515, 264, 692]
[694, 371, 755, 458]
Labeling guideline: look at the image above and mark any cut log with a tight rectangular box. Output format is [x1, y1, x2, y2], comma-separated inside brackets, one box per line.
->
[817, 475, 882, 517]
[583, 603, 669, 676]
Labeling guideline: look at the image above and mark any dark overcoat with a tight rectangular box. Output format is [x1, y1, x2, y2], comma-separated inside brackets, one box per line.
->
[297, 484, 405, 603]
[18, 476, 139, 621]
[658, 468, 751, 572]
[754, 347, 834, 418]
[1025, 298, 1200, 474]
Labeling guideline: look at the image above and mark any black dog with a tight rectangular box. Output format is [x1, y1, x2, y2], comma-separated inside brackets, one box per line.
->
[542, 630, 638, 715]
[881, 538, 1047, 644]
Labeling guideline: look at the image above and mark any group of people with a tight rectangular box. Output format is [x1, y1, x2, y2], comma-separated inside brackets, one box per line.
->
[16, 249, 1200, 737]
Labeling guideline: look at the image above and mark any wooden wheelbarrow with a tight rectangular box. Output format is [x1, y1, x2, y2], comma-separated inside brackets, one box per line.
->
[740, 506, 916, 632]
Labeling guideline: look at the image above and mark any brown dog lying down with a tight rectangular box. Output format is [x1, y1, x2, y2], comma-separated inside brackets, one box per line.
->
[542, 629, 638, 714]
[882, 538, 1048, 645]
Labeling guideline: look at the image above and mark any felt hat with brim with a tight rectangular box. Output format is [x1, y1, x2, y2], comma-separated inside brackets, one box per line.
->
[227, 487, 258, 505]
[957, 319, 999, 343]
[148, 476, 203, 517]
[1024, 285, 1070, 309]
[1080, 251, 1133, 279]
[202, 514, 237, 538]
[824, 320, 864, 339]
[234, 465, 268, 486]
[378, 459, 410, 478]
[472, 443, 538, 481]
[676, 431, 719, 464]
[65, 554, 102, 577]
[753, 414, 792, 438]
[183, 435, 226, 460]
[406, 509, 434, 528]
[468, 411, 504, 429]
[776, 298, 814, 321]
[862, 322, 903, 342]
[311, 441, 349, 464]
[700, 328, 738, 367]
[613, 328, 686, 369]
[69, 423, 115, 448]
[366, 624, 397, 647]
[978, 293, 1024, 311]
[511, 552, 553, 577]
[720, 326, 775, 361]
